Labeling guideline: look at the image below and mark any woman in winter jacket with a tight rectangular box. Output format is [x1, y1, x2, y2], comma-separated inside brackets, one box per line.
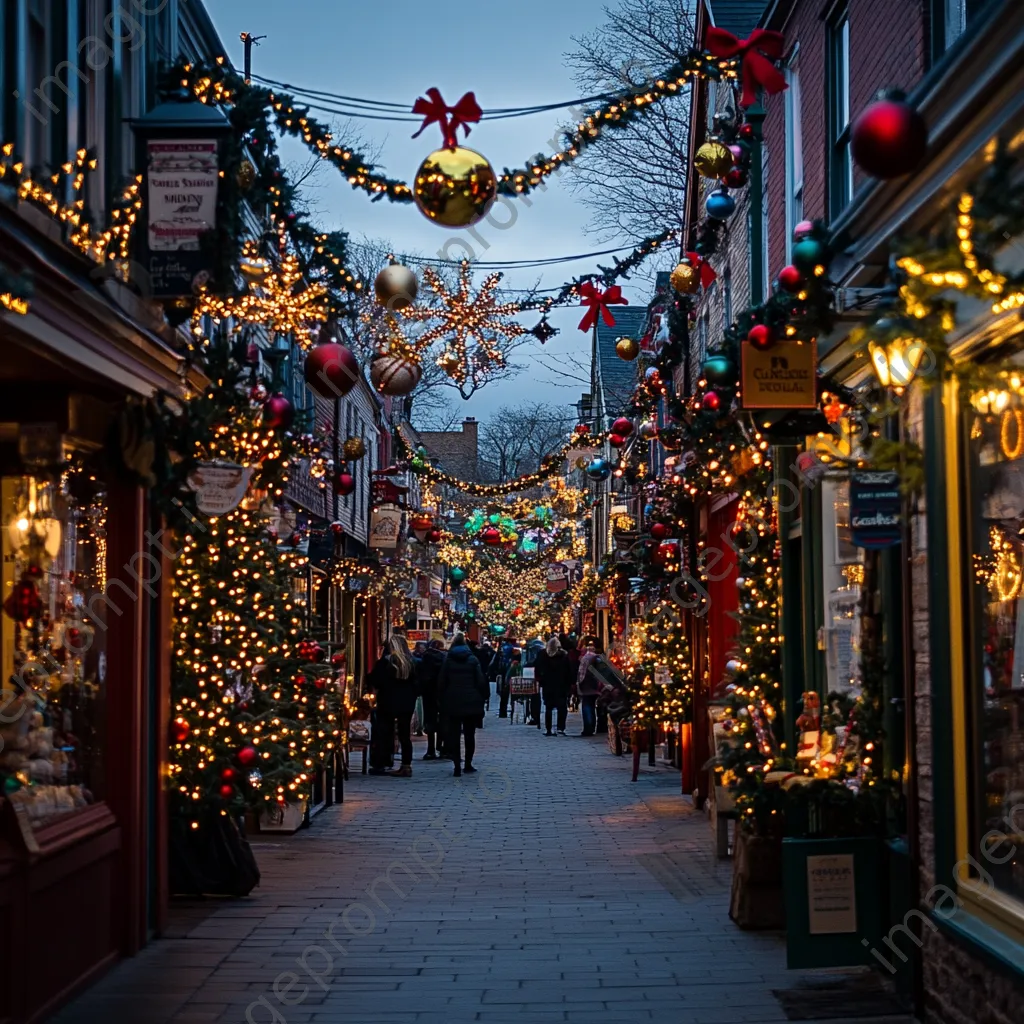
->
[367, 634, 417, 776]
[439, 634, 489, 777]
[535, 637, 574, 735]
[575, 640, 602, 736]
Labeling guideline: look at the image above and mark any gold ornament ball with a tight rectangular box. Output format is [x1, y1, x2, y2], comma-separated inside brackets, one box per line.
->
[615, 336, 640, 362]
[413, 146, 497, 228]
[236, 159, 257, 190]
[694, 141, 733, 179]
[670, 260, 700, 295]
[343, 437, 366, 461]
[374, 264, 418, 311]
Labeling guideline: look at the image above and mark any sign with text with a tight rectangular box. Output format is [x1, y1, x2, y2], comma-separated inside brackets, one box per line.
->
[369, 506, 402, 549]
[850, 470, 901, 549]
[806, 854, 857, 934]
[145, 139, 219, 297]
[187, 462, 253, 516]
[741, 341, 817, 409]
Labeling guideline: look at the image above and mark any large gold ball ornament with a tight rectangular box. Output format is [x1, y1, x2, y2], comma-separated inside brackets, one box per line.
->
[694, 141, 734, 179]
[374, 264, 418, 311]
[670, 260, 700, 295]
[615, 336, 640, 362]
[343, 437, 366, 461]
[413, 146, 497, 228]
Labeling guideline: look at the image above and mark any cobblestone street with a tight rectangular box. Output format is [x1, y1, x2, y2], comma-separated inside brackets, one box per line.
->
[53, 708, 908, 1024]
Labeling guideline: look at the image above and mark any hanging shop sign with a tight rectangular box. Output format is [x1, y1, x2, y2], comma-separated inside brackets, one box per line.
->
[373, 478, 405, 506]
[546, 562, 571, 593]
[187, 462, 253, 516]
[344, 576, 370, 593]
[369, 505, 403, 549]
[741, 341, 817, 409]
[132, 94, 230, 300]
[849, 470, 901, 549]
[595, 591, 610, 610]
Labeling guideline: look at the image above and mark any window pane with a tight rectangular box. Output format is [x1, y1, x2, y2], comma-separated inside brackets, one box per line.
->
[945, 0, 967, 48]
[968, 400, 1024, 904]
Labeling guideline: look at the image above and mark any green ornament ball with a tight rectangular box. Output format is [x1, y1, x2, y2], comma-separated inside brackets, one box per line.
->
[791, 237, 827, 273]
[450, 566, 466, 584]
[702, 353, 737, 387]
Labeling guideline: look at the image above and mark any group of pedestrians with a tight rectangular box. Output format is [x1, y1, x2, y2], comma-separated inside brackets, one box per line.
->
[367, 633, 491, 778]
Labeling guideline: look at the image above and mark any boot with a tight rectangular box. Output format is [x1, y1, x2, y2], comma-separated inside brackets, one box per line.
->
[394, 765, 412, 777]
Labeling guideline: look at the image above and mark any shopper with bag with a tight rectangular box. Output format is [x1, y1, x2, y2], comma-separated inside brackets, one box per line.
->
[439, 633, 489, 777]
[575, 640, 602, 736]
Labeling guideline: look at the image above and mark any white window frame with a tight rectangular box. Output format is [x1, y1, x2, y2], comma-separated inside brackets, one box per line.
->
[784, 50, 804, 265]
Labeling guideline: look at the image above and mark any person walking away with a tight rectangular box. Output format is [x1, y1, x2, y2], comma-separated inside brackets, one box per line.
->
[576, 641, 601, 736]
[496, 635, 519, 717]
[467, 638, 487, 727]
[366, 634, 417, 777]
[536, 637, 574, 735]
[562, 634, 581, 712]
[412, 641, 427, 736]
[418, 639, 446, 760]
[439, 633, 488, 777]
[477, 640, 495, 711]
[522, 638, 545, 727]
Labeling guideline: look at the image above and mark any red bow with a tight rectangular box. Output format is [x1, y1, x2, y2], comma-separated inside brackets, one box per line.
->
[411, 88, 482, 150]
[705, 28, 788, 108]
[578, 282, 628, 332]
[686, 252, 717, 290]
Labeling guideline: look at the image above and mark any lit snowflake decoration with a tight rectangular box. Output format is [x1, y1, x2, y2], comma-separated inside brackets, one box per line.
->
[401, 261, 527, 388]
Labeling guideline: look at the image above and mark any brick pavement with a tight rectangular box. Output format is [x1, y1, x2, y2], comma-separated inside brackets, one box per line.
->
[52, 706, 911, 1024]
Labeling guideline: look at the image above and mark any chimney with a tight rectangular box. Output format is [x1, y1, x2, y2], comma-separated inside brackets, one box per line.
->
[462, 417, 478, 444]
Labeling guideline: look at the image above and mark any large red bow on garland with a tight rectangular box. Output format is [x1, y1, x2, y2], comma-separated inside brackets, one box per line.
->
[685, 252, 717, 289]
[578, 282, 628, 332]
[705, 28, 788, 108]
[412, 88, 483, 150]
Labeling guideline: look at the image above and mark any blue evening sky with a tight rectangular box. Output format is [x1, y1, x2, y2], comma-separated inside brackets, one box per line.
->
[205, 0, 662, 423]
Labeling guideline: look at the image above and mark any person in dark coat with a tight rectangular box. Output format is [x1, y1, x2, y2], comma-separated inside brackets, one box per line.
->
[439, 633, 489, 777]
[418, 639, 446, 760]
[575, 639, 602, 736]
[496, 635, 519, 717]
[366, 634, 417, 777]
[535, 637, 574, 735]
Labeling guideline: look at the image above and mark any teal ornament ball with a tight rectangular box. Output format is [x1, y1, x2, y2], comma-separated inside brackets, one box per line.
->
[450, 566, 466, 584]
[702, 353, 737, 387]
[705, 189, 736, 220]
[586, 458, 612, 481]
[791, 237, 827, 272]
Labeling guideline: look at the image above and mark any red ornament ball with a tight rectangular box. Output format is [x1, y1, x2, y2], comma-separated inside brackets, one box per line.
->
[653, 542, 678, 565]
[304, 342, 360, 400]
[330, 521, 344, 536]
[481, 526, 502, 546]
[426, 528, 443, 544]
[611, 416, 634, 437]
[220, 767, 237, 782]
[650, 522, 670, 541]
[237, 746, 259, 767]
[219, 784, 235, 800]
[701, 391, 721, 412]
[851, 95, 927, 179]
[262, 393, 294, 430]
[738, 122, 754, 140]
[574, 423, 590, 435]
[608, 433, 627, 449]
[793, 220, 815, 241]
[171, 720, 190, 744]
[334, 471, 356, 496]
[314, 677, 327, 690]
[748, 324, 774, 350]
[722, 167, 748, 188]
[778, 265, 803, 293]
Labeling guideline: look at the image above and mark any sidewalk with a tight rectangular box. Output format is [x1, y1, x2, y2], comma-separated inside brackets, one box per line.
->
[52, 709, 912, 1024]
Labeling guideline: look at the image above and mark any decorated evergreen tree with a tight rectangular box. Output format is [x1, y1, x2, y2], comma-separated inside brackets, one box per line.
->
[627, 600, 693, 725]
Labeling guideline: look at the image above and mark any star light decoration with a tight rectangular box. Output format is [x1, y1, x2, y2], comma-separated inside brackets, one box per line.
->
[401, 261, 527, 389]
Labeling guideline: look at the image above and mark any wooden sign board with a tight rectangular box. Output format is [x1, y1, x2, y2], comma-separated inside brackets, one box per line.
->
[741, 341, 817, 409]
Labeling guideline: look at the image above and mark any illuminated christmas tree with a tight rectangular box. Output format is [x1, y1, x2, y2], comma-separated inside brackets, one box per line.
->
[627, 600, 693, 725]
[166, 336, 340, 835]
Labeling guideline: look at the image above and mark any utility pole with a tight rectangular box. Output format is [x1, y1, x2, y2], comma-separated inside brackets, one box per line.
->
[240, 32, 266, 85]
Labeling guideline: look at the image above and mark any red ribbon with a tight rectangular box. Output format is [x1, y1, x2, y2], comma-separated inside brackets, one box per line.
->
[685, 251, 717, 290]
[411, 88, 482, 150]
[705, 28, 788, 108]
[578, 282, 628, 332]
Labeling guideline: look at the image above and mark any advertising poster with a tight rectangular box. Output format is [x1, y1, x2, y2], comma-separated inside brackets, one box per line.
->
[806, 854, 857, 934]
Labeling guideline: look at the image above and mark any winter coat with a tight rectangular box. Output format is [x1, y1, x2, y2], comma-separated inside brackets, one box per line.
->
[368, 655, 418, 717]
[577, 651, 601, 696]
[439, 645, 489, 718]
[535, 649, 574, 706]
[477, 644, 495, 679]
[417, 647, 445, 704]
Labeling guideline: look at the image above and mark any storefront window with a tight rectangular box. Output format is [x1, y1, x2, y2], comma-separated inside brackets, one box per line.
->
[822, 478, 864, 696]
[0, 464, 108, 829]
[968, 403, 1024, 903]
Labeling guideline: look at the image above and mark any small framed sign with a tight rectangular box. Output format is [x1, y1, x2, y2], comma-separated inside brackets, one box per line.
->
[741, 341, 817, 409]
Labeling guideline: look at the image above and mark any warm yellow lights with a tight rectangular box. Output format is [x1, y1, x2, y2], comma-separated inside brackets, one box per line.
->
[868, 334, 925, 394]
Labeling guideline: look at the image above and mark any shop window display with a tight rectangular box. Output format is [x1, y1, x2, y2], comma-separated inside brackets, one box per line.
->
[0, 464, 108, 828]
[968, 402, 1024, 904]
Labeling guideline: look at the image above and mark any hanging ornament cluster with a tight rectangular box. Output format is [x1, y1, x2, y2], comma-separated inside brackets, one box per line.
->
[343, 437, 366, 461]
[670, 252, 717, 296]
[370, 353, 423, 396]
[615, 336, 640, 361]
[373, 264, 418, 310]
